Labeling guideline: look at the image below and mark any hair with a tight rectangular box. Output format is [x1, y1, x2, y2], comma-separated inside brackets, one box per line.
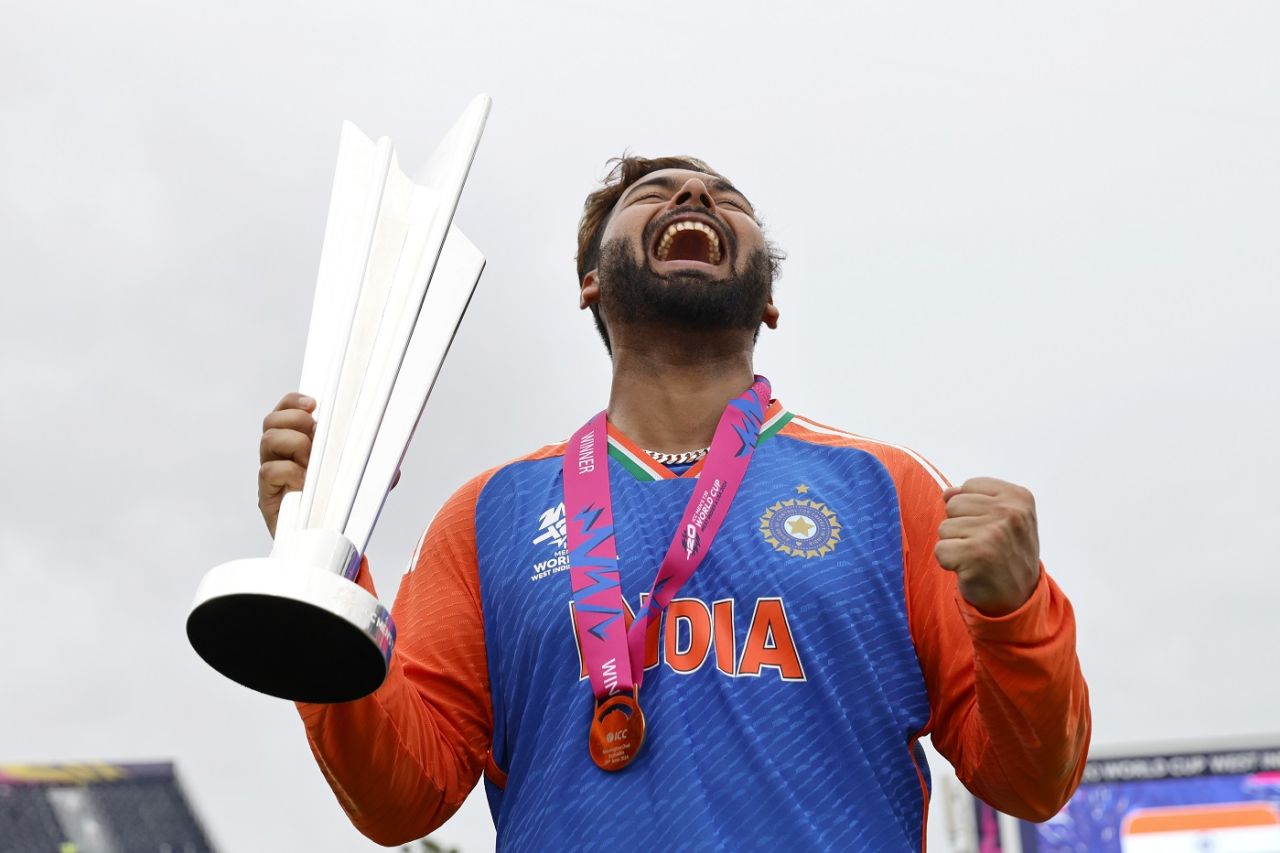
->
[575, 154, 785, 352]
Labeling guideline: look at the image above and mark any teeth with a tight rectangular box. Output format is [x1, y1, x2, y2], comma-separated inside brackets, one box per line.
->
[655, 220, 722, 264]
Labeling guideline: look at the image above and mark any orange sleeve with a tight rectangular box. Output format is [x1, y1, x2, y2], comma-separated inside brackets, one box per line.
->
[295, 470, 495, 846]
[896, 453, 1092, 821]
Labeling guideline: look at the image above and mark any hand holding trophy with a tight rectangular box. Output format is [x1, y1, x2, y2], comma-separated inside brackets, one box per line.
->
[187, 96, 491, 703]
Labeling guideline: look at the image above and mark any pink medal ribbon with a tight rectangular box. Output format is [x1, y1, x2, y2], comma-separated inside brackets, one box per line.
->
[563, 376, 771, 771]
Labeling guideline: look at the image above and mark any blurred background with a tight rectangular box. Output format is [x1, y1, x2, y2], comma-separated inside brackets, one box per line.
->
[2, 2, 1277, 850]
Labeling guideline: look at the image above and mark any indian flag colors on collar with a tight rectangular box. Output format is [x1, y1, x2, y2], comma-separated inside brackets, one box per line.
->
[605, 401, 792, 483]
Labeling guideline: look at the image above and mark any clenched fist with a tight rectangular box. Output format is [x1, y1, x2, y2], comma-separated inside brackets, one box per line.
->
[934, 477, 1041, 616]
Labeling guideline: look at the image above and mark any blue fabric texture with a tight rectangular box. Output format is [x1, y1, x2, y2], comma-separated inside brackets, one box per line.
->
[474, 431, 932, 851]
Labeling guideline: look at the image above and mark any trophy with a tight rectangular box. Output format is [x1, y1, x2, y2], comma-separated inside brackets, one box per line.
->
[187, 96, 491, 703]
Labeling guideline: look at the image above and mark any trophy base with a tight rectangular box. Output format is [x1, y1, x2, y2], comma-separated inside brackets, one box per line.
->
[187, 558, 395, 704]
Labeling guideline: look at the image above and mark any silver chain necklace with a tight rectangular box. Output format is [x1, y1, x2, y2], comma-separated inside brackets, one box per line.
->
[643, 447, 710, 466]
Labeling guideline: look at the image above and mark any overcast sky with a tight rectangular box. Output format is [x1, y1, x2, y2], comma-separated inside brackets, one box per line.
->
[2, 2, 1277, 851]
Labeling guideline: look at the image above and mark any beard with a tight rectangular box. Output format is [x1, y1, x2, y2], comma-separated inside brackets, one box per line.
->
[595, 237, 773, 337]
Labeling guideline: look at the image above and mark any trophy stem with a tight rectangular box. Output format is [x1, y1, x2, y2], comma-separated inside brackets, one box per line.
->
[272, 490, 303, 552]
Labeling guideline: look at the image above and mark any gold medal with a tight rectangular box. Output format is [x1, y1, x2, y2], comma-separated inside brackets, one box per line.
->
[588, 692, 646, 771]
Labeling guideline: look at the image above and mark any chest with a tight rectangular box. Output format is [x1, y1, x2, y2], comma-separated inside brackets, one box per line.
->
[473, 440, 908, 684]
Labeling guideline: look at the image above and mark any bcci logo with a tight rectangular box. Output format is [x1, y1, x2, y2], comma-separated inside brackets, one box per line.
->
[759, 485, 841, 559]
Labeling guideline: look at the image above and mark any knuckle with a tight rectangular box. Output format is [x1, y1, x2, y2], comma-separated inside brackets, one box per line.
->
[934, 540, 962, 568]
[1009, 511, 1029, 535]
[264, 430, 290, 459]
[967, 536, 994, 563]
[1001, 505, 1031, 535]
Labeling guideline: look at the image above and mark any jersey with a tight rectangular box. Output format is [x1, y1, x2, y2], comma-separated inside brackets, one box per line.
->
[297, 401, 1091, 850]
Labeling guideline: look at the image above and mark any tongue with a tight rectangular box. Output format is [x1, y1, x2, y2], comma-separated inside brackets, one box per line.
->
[666, 230, 712, 263]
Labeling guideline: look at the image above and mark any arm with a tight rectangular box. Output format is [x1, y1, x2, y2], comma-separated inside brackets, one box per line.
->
[897, 456, 1091, 821]
[296, 473, 494, 844]
[257, 393, 493, 844]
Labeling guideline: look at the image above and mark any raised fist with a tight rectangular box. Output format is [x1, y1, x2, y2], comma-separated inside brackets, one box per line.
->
[934, 477, 1041, 616]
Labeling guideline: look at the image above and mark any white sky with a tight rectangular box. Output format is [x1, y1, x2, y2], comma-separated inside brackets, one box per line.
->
[2, 3, 1277, 851]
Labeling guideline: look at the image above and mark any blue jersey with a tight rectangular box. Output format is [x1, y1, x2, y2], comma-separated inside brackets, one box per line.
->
[298, 403, 1090, 850]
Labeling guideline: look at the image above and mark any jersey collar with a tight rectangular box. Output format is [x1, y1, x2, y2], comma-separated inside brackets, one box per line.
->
[605, 400, 792, 482]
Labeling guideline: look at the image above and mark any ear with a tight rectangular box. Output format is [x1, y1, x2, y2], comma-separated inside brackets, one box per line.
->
[761, 294, 780, 330]
[580, 269, 601, 310]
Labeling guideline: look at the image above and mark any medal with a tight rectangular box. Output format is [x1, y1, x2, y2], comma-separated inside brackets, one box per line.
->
[563, 377, 770, 771]
[588, 691, 647, 772]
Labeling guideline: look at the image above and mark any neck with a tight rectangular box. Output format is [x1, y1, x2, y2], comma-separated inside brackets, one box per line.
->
[606, 329, 756, 453]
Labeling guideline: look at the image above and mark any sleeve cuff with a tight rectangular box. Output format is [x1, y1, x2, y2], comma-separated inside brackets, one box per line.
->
[352, 555, 378, 596]
[956, 565, 1051, 643]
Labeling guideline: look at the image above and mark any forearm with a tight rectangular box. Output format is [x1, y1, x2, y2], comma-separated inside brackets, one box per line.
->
[948, 570, 1091, 820]
[298, 653, 485, 845]
[296, 551, 492, 845]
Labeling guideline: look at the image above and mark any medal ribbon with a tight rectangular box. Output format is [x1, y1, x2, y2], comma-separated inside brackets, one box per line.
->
[564, 376, 771, 701]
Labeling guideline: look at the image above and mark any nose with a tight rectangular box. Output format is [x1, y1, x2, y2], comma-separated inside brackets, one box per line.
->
[671, 177, 715, 210]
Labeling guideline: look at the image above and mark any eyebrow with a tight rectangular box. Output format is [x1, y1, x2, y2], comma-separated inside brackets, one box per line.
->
[620, 174, 753, 209]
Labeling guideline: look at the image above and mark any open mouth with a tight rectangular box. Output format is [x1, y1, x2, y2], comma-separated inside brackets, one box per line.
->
[652, 218, 724, 266]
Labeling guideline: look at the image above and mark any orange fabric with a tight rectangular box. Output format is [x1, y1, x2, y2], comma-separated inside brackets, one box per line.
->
[298, 415, 1090, 843]
[1125, 804, 1280, 833]
[296, 442, 563, 845]
[780, 417, 1091, 822]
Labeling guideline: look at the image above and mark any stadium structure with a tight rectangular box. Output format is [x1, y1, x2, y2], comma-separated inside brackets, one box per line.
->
[0, 762, 215, 853]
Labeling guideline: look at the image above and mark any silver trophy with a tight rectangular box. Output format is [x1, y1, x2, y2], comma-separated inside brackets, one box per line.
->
[187, 96, 491, 703]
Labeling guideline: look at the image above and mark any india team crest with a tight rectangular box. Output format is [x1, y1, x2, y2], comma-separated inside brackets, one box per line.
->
[759, 485, 842, 559]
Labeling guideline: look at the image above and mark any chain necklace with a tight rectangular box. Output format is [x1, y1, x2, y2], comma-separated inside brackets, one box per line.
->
[643, 447, 710, 466]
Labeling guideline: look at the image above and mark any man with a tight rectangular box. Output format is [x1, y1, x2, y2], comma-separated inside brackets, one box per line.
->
[258, 155, 1090, 850]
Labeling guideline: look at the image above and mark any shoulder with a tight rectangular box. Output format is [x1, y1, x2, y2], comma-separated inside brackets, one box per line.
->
[473, 440, 566, 495]
[778, 411, 950, 491]
[433, 440, 568, 522]
[413, 440, 568, 557]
